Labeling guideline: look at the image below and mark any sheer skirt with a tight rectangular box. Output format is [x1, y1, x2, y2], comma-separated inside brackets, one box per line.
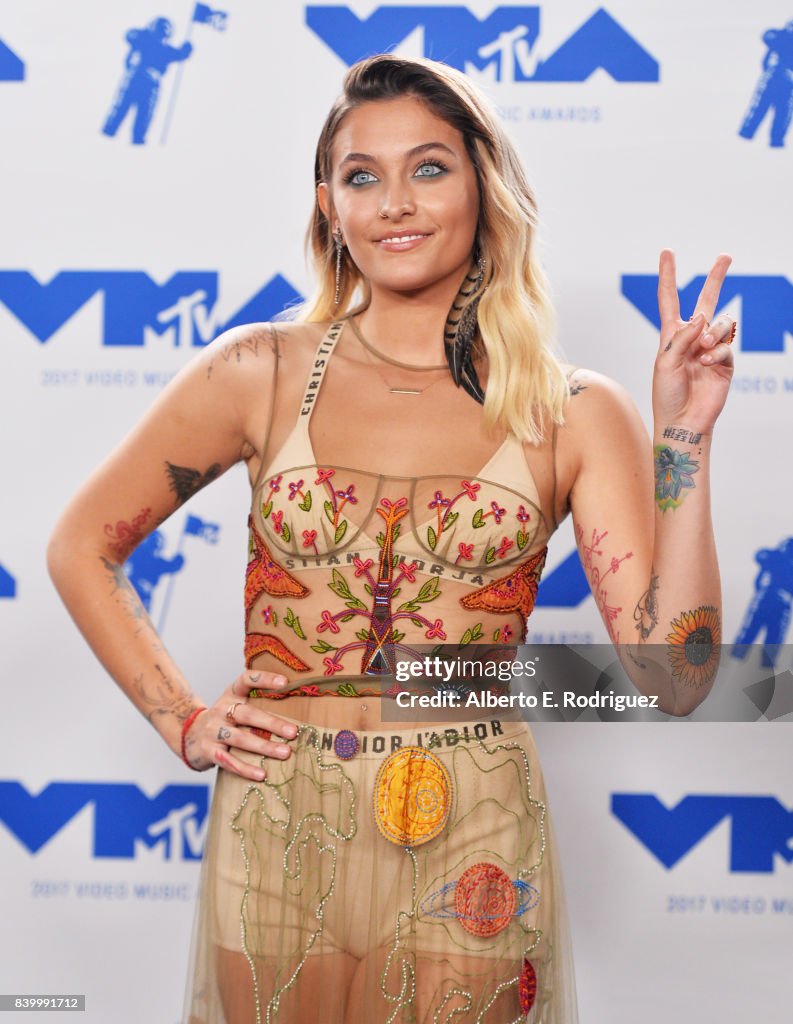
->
[184, 715, 578, 1023]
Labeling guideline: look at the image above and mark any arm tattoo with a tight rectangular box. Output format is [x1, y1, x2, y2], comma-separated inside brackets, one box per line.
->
[654, 446, 700, 512]
[165, 461, 221, 506]
[634, 571, 660, 640]
[567, 370, 588, 397]
[576, 524, 633, 644]
[132, 663, 195, 726]
[206, 327, 277, 379]
[100, 555, 156, 636]
[217, 726, 231, 741]
[104, 508, 152, 561]
[666, 606, 721, 688]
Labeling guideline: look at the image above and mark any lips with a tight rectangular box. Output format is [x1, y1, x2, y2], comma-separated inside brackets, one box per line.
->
[375, 231, 432, 252]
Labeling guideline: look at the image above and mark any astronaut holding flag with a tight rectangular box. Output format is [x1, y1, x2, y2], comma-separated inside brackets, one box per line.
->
[102, 5, 229, 145]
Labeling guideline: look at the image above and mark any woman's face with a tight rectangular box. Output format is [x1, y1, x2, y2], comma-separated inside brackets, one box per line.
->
[318, 96, 480, 299]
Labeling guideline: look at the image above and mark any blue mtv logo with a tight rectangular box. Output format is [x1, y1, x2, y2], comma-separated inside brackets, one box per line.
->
[622, 274, 793, 353]
[306, 5, 659, 83]
[0, 563, 16, 599]
[0, 38, 25, 81]
[739, 21, 793, 149]
[0, 781, 210, 860]
[536, 548, 589, 608]
[612, 793, 793, 873]
[0, 271, 301, 347]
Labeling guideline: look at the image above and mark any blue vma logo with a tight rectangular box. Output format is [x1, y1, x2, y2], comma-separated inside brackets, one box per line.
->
[0, 38, 25, 81]
[732, 538, 793, 670]
[0, 782, 210, 861]
[612, 793, 793, 873]
[128, 514, 219, 632]
[102, 4, 229, 145]
[0, 563, 16, 599]
[0, 271, 300, 347]
[622, 273, 793, 353]
[305, 5, 659, 83]
[739, 20, 793, 149]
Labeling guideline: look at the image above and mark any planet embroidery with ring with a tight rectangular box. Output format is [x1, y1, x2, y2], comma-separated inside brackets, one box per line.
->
[373, 746, 452, 847]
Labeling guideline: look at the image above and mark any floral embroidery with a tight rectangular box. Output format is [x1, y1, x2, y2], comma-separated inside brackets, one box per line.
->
[317, 610, 341, 635]
[456, 543, 474, 564]
[425, 619, 447, 640]
[424, 479, 483, 552]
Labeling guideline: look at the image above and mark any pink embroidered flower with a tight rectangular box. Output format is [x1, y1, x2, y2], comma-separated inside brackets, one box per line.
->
[288, 479, 304, 500]
[353, 557, 374, 577]
[461, 480, 481, 500]
[302, 529, 317, 548]
[317, 610, 340, 634]
[271, 510, 284, 534]
[299, 684, 321, 696]
[398, 561, 419, 583]
[517, 505, 531, 524]
[457, 543, 474, 562]
[500, 623, 514, 643]
[428, 490, 451, 509]
[268, 474, 283, 492]
[323, 657, 343, 676]
[261, 605, 274, 625]
[496, 536, 515, 559]
[425, 619, 447, 640]
[336, 484, 358, 504]
[490, 501, 506, 524]
[315, 468, 335, 484]
[381, 496, 408, 511]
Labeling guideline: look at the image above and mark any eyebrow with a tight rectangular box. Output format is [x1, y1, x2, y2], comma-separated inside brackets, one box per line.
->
[338, 141, 457, 166]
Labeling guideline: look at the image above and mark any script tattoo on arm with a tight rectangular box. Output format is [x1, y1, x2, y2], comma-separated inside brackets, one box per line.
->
[634, 570, 660, 640]
[654, 445, 700, 512]
[165, 461, 221, 507]
[206, 325, 278, 379]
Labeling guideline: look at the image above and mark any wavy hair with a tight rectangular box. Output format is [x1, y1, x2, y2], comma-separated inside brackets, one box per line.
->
[300, 54, 568, 443]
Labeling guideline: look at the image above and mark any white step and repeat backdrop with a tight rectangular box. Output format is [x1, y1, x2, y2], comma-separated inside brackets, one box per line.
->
[1, 2, 791, 1021]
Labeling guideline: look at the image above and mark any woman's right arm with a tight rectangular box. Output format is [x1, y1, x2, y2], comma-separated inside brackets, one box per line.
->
[47, 323, 297, 780]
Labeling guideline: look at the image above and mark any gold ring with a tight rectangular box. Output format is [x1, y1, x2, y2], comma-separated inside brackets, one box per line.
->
[225, 701, 245, 722]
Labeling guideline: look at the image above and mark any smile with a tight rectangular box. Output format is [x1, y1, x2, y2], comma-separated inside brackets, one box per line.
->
[376, 233, 432, 251]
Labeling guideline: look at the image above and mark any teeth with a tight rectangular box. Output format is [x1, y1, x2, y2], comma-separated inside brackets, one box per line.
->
[381, 234, 426, 243]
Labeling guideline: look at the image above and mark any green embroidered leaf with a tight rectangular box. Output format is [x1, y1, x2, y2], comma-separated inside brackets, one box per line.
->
[459, 628, 473, 647]
[355, 629, 370, 642]
[339, 612, 355, 622]
[427, 526, 437, 550]
[285, 608, 306, 640]
[334, 520, 348, 544]
[392, 524, 401, 542]
[471, 622, 483, 641]
[493, 629, 501, 641]
[281, 522, 291, 543]
[364, 583, 373, 596]
[391, 587, 401, 598]
[376, 532, 385, 548]
[261, 500, 273, 519]
[298, 491, 312, 512]
[472, 508, 485, 528]
[444, 511, 459, 529]
[311, 639, 335, 654]
[516, 531, 528, 550]
[397, 600, 421, 613]
[392, 555, 399, 569]
[323, 500, 335, 524]
[485, 547, 496, 564]
[391, 629, 405, 643]
[411, 617, 425, 628]
[417, 577, 440, 603]
[272, 611, 278, 625]
[345, 597, 367, 611]
[338, 682, 359, 697]
[329, 569, 353, 600]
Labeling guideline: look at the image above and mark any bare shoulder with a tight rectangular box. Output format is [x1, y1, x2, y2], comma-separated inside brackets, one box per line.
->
[560, 364, 644, 434]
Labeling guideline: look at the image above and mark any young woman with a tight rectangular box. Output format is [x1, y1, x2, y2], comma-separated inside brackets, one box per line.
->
[48, 55, 734, 1024]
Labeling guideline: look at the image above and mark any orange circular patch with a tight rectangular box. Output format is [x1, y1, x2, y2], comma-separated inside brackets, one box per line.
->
[373, 746, 452, 847]
[454, 862, 517, 937]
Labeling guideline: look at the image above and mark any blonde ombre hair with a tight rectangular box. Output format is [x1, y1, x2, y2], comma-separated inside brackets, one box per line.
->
[300, 54, 568, 443]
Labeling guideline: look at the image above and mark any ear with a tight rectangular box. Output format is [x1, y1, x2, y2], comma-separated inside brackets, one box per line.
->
[316, 182, 332, 225]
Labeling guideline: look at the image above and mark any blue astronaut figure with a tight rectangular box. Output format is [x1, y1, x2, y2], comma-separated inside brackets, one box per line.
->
[739, 21, 793, 148]
[733, 538, 793, 668]
[102, 18, 192, 144]
[124, 531, 185, 612]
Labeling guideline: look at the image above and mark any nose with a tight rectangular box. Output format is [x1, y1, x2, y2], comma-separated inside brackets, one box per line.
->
[377, 181, 417, 220]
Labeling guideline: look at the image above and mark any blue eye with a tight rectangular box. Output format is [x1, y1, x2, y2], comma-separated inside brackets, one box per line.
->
[344, 169, 377, 186]
[414, 160, 447, 177]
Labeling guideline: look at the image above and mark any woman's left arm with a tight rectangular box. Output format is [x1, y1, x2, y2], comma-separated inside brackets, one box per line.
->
[564, 251, 734, 715]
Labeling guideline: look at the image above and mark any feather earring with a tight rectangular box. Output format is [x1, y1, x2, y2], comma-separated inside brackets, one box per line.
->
[443, 254, 487, 404]
[333, 229, 344, 307]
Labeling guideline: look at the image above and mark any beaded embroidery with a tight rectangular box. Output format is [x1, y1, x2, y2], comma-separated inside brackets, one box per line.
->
[373, 746, 452, 847]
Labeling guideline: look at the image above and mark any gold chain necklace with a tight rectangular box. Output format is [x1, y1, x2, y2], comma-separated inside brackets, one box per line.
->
[347, 316, 448, 396]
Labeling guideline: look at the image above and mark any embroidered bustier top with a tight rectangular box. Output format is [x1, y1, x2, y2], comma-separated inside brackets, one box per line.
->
[245, 320, 557, 698]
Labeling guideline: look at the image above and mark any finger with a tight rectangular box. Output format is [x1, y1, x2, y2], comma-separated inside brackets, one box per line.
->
[233, 669, 288, 697]
[700, 341, 734, 366]
[661, 311, 706, 358]
[231, 702, 299, 741]
[701, 313, 736, 349]
[692, 253, 732, 323]
[657, 249, 680, 331]
[213, 746, 267, 782]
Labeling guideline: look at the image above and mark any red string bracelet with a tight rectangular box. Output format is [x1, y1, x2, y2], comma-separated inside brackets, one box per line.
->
[180, 706, 208, 771]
